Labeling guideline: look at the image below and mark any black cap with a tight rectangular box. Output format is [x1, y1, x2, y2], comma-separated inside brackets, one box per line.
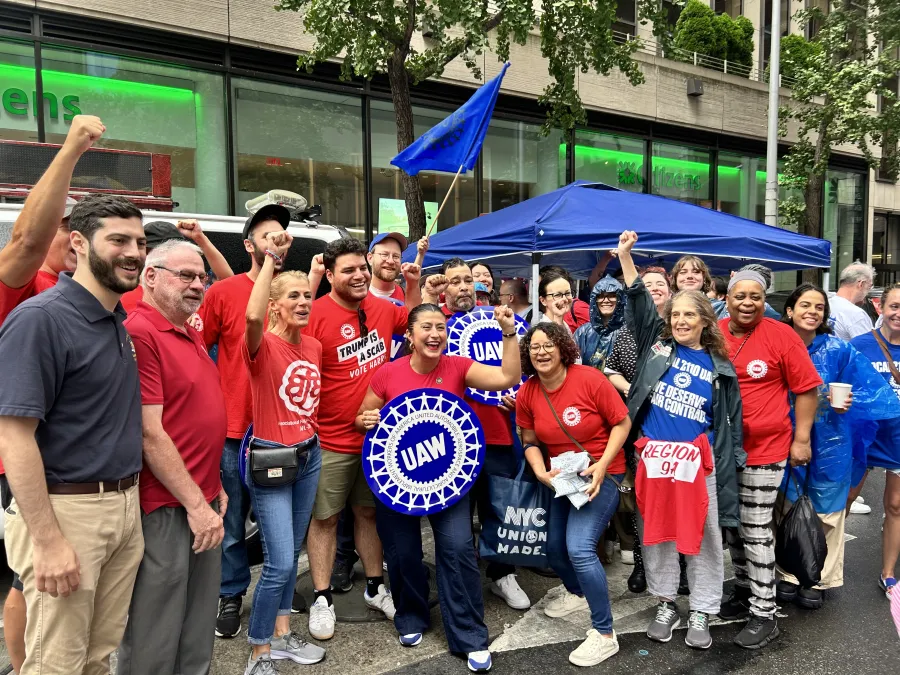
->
[242, 204, 291, 240]
[144, 221, 186, 250]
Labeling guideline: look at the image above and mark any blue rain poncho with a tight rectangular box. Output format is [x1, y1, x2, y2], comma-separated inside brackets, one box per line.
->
[783, 334, 900, 513]
[573, 276, 625, 372]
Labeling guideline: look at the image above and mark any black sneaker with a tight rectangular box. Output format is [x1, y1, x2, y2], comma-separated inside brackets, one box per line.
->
[734, 615, 780, 649]
[797, 586, 823, 610]
[330, 557, 355, 593]
[718, 585, 751, 621]
[216, 595, 242, 638]
[776, 580, 798, 603]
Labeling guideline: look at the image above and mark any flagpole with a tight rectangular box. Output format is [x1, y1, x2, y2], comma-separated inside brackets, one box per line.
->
[426, 164, 465, 236]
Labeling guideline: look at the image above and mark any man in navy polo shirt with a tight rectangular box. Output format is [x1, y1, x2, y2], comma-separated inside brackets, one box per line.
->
[117, 239, 228, 675]
[0, 194, 146, 675]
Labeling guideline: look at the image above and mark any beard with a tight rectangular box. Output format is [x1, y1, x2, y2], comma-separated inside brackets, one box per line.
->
[449, 293, 475, 312]
[252, 242, 285, 270]
[88, 246, 143, 294]
[373, 264, 398, 284]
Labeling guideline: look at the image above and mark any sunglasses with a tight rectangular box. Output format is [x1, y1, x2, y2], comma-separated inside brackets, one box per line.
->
[357, 307, 369, 338]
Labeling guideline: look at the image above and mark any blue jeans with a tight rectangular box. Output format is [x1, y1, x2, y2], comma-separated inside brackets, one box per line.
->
[247, 440, 322, 645]
[547, 474, 622, 633]
[220, 437, 251, 598]
[472, 445, 517, 580]
[376, 494, 488, 654]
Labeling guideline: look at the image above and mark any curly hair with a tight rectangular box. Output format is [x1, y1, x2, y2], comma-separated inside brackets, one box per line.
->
[520, 323, 580, 377]
[671, 255, 713, 293]
[660, 290, 729, 360]
[781, 284, 833, 336]
[323, 237, 367, 272]
[640, 265, 672, 288]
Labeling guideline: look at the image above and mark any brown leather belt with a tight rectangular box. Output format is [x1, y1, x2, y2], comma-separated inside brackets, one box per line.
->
[47, 474, 139, 495]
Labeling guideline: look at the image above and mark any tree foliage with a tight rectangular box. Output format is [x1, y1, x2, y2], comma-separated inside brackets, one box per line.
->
[671, 0, 754, 71]
[779, 0, 900, 282]
[777, 33, 822, 83]
[275, 0, 665, 240]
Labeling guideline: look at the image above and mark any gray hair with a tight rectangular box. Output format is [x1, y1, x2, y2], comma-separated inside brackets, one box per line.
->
[839, 261, 875, 287]
[738, 263, 773, 293]
[142, 240, 203, 287]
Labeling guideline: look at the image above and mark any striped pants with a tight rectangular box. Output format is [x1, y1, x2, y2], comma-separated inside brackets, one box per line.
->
[725, 461, 786, 619]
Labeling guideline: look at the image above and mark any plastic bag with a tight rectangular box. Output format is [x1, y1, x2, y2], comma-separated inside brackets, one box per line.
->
[775, 470, 828, 588]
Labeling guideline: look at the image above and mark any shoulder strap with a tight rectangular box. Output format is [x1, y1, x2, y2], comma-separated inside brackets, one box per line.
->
[539, 385, 588, 454]
[871, 329, 900, 385]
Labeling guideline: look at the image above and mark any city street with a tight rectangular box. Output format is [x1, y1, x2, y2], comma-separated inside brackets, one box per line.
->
[2, 471, 895, 674]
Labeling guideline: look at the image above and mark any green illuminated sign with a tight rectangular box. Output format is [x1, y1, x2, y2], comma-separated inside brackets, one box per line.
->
[1, 87, 80, 121]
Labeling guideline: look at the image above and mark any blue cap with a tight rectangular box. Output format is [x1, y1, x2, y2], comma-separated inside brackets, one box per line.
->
[369, 231, 409, 253]
[474, 282, 490, 293]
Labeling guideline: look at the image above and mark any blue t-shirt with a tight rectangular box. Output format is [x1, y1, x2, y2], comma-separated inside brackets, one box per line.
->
[643, 344, 715, 442]
[850, 331, 900, 466]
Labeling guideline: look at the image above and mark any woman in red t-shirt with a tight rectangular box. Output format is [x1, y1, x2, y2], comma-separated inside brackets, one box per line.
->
[515, 322, 631, 668]
[716, 269, 821, 650]
[241, 231, 326, 672]
[354, 303, 521, 673]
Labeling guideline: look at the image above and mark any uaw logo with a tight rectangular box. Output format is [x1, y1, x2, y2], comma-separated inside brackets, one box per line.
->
[340, 323, 356, 340]
[562, 406, 581, 427]
[446, 307, 529, 406]
[747, 359, 768, 379]
[422, 110, 466, 151]
[673, 372, 692, 389]
[278, 359, 321, 417]
[363, 389, 485, 516]
[495, 505, 548, 558]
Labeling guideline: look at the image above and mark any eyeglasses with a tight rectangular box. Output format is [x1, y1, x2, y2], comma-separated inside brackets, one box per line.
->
[375, 252, 401, 262]
[153, 266, 208, 284]
[529, 342, 557, 354]
[597, 293, 617, 303]
[543, 291, 573, 301]
[357, 307, 369, 338]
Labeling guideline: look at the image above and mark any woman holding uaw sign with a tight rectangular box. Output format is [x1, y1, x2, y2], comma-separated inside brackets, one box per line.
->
[355, 303, 521, 674]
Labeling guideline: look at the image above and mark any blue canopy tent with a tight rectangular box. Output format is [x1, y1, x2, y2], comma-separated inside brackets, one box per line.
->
[402, 180, 832, 311]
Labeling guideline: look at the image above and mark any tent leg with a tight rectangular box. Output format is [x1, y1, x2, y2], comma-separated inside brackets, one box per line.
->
[822, 270, 831, 292]
[531, 253, 541, 322]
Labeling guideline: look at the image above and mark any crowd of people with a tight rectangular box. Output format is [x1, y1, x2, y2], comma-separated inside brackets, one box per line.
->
[0, 115, 897, 675]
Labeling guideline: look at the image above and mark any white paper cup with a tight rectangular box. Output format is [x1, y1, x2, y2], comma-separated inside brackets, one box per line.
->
[830, 382, 852, 409]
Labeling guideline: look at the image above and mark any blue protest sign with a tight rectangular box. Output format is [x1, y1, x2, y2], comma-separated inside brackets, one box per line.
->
[446, 307, 528, 405]
[363, 388, 485, 516]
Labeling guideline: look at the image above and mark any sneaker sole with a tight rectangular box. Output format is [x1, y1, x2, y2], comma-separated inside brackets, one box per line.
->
[331, 581, 353, 593]
[399, 635, 423, 647]
[797, 596, 823, 610]
[490, 586, 531, 610]
[364, 598, 396, 620]
[544, 604, 588, 618]
[647, 619, 680, 643]
[735, 624, 781, 650]
[568, 642, 619, 667]
[467, 660, 492, 672]
[215, 626, 241, 638]
[775, 591, 797, 603]
[270, 650, 325, 665]
[685, 634, 713, 650]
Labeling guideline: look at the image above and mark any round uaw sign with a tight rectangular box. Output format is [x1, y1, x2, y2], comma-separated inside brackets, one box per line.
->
[445, 307, 528, 406]
[363, 388, 485, 516]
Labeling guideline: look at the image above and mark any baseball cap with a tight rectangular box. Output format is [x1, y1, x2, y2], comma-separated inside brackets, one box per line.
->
[62, 197, 77, 220]
[242, 203, 291, 240]
[369, 231, 409, 253]
[474, 282, 490, 294]
[144, 221, 186, 250]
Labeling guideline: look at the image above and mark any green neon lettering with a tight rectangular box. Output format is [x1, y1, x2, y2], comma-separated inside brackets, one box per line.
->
[3, 88, 28, 116]
[62, 95, 81, 121]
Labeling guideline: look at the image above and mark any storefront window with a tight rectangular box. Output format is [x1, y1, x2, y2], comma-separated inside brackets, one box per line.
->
[651, 142, 712, 207]
[0, 39, 38, 146]
[232, 79, 364, 237]
[824, 169, 866, 289]
[371, 101, 477, 236]
[482, 119, 562, 212]
[41, 47, 228, 214]
[716, 152, 792, 225]
[574, 130, 646, 192]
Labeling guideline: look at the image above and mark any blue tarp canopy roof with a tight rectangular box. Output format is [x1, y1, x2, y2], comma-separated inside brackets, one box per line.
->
[403, 180, 832, 277]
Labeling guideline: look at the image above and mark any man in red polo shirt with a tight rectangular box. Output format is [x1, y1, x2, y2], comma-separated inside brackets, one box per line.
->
[0, 114, 104, 675]
[199, 203, 292, 639]
[423, 257, 532, 611]
[118, 239, 227, 674]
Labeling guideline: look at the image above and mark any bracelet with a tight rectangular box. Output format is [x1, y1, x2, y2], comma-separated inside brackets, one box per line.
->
[523, 444, 540, 453]
[265, 250, 282, 262]
[502, 331, 517, 338]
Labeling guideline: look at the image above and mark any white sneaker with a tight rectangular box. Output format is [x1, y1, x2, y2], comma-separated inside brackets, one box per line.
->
[620, 549, 635, 565]
[544, 591, 589, 618]
[364, 584, 396, 620]
[850, 501, 872, 515]
[490, 574, 531, 610]
[308, 596, 336, 640]
[855, 496, 865, 504]
[568, 629, 619, 667]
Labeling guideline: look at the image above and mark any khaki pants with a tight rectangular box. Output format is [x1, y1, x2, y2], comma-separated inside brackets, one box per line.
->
[778, 508, 846, 589]
[4, 485, 144, 675]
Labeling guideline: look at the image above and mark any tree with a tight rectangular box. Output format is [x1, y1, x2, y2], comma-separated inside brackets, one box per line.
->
[276, 0, 658, 241]
[777, 33, 822, 83]
[779, 0, 900, 283]
[673, 0, 726, 61]
[721, 15, 754, 71]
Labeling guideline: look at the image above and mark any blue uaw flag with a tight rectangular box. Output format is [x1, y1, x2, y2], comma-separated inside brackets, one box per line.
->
[391, 62, 510, 176]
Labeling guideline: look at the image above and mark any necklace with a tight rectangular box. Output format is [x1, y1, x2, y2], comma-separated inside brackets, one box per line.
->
[730, 326, 755, 364]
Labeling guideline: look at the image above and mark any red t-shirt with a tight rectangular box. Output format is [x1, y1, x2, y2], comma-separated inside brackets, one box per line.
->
[369, 284, 405, 304]
[199, 273, 255, 438]
[124, 302, 227, 513]
[516, 364, 629, 473]
[121, 285, 144, 313]
[370, 354, 474, 401]
[242, 331, 323, 446]
[307, 293, 407, 454]
[564, 299, 591, 333]
[634, 434, 713, 555]
[719, 317, 822, 465]
[0, 269, 58, 324]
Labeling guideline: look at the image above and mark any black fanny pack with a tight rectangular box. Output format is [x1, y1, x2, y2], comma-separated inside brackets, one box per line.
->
[248, 435, 316, 487]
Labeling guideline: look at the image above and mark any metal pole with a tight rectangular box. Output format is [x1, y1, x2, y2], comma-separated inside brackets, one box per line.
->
[765, 0, 783, 227]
